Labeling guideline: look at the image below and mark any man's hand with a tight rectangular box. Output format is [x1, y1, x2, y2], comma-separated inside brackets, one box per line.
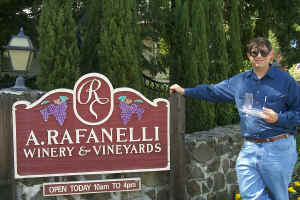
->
[169, 84, 185, 95]
[263, 107, 278, 123]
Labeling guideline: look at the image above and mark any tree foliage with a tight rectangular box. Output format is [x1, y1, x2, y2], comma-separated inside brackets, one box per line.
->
[168, 0, 187, 86]
[36, 0, 79, 90]
[2, 0, 300, 131]
[271, 0, 300, 65]
[0, 0, 41, 52]
[137, 0, 170, 76]
[78, 0, 102, 75]
[185, 0, 216, 131]
[229, 0, 243, 76]
[97, 0, 143, 90]
[208, 0, 233, 125]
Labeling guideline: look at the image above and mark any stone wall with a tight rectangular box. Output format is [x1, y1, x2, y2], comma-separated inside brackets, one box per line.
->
[184, 124, 243, 200]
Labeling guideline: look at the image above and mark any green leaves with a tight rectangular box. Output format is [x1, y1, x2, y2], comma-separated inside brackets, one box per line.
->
[36, 0, 79, 91]
[97, 0, 142, 90]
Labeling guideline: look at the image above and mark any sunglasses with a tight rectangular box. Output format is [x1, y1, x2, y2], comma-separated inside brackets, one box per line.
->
[250, 49, 270, 57]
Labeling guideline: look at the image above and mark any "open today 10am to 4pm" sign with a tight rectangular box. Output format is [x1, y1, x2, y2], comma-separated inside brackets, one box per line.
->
[12, 73, 170, 179]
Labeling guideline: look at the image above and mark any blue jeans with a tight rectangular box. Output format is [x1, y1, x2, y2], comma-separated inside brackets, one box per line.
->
[236, 135, 298, 200]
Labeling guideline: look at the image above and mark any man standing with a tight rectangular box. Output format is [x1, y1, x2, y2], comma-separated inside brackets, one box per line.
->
[170, 37, 300, 200]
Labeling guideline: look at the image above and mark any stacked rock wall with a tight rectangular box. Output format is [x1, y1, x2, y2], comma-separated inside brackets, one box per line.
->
[184, 124, 243, 200]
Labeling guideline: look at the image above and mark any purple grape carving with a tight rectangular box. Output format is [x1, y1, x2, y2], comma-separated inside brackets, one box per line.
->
[119, 101, 144, 125]
[40, 99, 68, 126]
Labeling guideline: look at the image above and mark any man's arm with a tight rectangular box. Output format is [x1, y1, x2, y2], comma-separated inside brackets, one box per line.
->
[169, 79, 235, 103]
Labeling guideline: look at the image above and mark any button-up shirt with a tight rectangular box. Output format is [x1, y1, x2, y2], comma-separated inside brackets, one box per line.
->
[184, 67, 300, 139]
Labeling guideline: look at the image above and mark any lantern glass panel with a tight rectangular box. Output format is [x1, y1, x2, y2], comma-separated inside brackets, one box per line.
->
[9, 50, 31, 71]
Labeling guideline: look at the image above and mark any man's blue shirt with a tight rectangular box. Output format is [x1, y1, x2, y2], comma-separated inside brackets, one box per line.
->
[184, 67, 300, 139]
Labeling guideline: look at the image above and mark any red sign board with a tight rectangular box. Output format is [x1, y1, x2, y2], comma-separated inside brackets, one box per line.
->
[43, 178, 141, 196]
[12, 73, 169, 178]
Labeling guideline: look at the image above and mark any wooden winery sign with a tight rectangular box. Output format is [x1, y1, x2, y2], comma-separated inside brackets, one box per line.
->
[12, 73, 170, 179]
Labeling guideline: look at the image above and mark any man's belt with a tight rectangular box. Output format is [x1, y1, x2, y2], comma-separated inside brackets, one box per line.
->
[245, 133, 293, 143]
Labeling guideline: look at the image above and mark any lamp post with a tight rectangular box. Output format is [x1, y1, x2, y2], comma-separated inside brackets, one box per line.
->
[3, 27, 35, 91]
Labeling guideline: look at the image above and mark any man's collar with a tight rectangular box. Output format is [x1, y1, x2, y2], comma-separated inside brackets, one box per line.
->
[245, 70, 253, 78]
[266, 66, 276, 79]
[245, 65, 276, 80]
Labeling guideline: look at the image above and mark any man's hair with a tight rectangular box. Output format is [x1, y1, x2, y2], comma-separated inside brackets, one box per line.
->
[247, 37, 272, 53]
